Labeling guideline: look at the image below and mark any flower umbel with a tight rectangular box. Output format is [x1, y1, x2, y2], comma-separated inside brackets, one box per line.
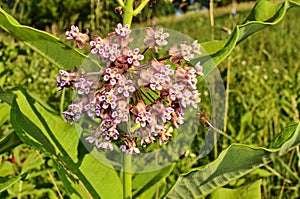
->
[58, 24, 204, 154]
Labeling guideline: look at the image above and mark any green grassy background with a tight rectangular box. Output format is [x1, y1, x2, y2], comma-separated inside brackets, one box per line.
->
[0, 3, 299, 198]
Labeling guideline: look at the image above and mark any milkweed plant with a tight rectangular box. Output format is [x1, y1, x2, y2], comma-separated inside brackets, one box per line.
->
[0, 0, 300, 198]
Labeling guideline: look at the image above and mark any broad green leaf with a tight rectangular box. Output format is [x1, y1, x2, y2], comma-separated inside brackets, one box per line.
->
[165, 123, 300, 198]
[0, 7, 99, 70]
[0, 88, 122, 199]
[0, 172, 28, 193]
[132, 164, 175, 199]
[195, 0, 300, 75]
[0, 103, 10, 127]
[208, 180, 262, 199]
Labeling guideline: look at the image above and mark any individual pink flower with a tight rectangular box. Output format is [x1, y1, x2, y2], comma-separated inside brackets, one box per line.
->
[100, 118, 119, 141]
[185, 68, 198, 89]
[90, 36, 103, 54]
[195, 61, 204, 76]
[171, 113, 184, 129]
[169, 41, 201, 64]
[175, 66, 196, 89]
[62, 102, 83, 124]
[117, 79, 135, 97]
[162, 107, 174, 122]
[120, 139, 140, 154]
[85, 129, 101, 146]
[169, 83, 184, 101]
[84, 102, 100, 117]
[74, 77, 93, 95]
[66, 25, 89, 49]
[102, 43, 121, 62]
[99, 90, 117, 109]
[159, 64, 174, 77]
[144, 27, 169, 52]
[192, 40, 201, 55]
[153, 125, 171, 145]
[127, 48, 144, 66]
[136, 111, 153, 127]
[149, 73, 164, 90]
[98, 141, 113, 151]
[151, 103, 174, 123]
[103, 68, 122, 85]
[179, 42, 194, 61]
[179, 89, 200, 109]
[115, 23, 131, 37]
[112, 100, 129, 124]
[56, 67, 78, 91]
[125, 146, 141, 154]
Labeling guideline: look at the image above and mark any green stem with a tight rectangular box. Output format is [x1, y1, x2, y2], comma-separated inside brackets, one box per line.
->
[123, 154, 132, 199]
[223, 56, 231, 135]
[122, 0, 150, 26]
[17, 180, 22, 199]
[60, 88, 65, 118]
[90, 0, 95, 32]
[133, 0, 150, 16]
[123, 0, 134, 26]
[95, 0, 101, 30]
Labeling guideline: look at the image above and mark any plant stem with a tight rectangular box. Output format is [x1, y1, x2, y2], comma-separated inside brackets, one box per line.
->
[123, 154, 132, 199]
[60, 88, 65, 118]
[90, 0, 95, 32]
[123, 0, 134, 26]
[133, 0, 150, 16]
[209, 0, 215, 40]
[122, 0, 150, 26]
[95, 1, 101, 30]
[17, 180, 22, 199]
[117, 0, 125, 7]
[223, 56, 231, 136]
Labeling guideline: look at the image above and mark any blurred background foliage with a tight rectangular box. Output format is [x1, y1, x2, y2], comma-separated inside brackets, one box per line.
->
[0, 0, 299, 198]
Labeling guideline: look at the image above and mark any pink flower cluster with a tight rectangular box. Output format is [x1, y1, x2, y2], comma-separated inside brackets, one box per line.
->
[57, 24, 204, 154]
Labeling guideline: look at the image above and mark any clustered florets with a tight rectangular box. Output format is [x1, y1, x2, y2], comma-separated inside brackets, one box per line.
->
[57, 24, 204, 154]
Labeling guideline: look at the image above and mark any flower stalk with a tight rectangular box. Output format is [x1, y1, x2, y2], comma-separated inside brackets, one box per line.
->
[122, 0, 151, 26]
[133, 0, 151, 16]
[123, 0, 134, 26]
[123, 154, 132, 199]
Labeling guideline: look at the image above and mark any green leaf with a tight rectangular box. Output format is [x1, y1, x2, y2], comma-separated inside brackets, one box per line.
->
[132, 164, 175, 199]
[0, 172, 29, 193]
[0, 103, 10, 127]
[0, 7, 99, 70]
[196, 0, 300, 75]
[0, 87, 122, 199]
[249, 168, 272, 178]
[208, 180, 262, 199]
[0, 132, 23, 154]
[165, 123, 300, 198]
